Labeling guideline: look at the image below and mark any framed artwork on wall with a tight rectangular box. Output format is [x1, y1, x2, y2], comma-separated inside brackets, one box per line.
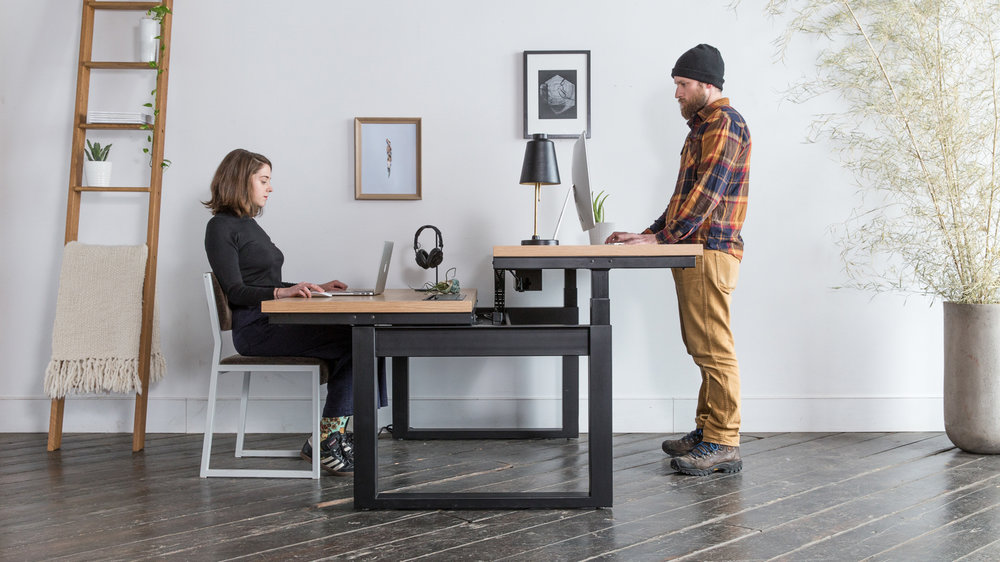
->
[523, 50, 591, 139]
[354, 117, 422, 200]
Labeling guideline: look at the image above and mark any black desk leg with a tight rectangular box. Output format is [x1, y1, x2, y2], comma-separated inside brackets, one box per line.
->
[352, 326, 378, 509]
[590, 269, 610, 325]
[588, 268, 612, 506]
[589, 324, 614, 506]
[561, 357, 579, 437]
[390, 357, 410, 439]
[563, 268, 578, 309]
[562, 269, 579, 437]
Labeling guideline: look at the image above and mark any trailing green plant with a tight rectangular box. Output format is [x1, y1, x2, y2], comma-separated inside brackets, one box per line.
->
[767, 0, 1000, 304]
[140, 85, 171, 169]
[146, 5, 170, 24]
[141, 4, 172, 169]
[84, 140, 111, 161]
[592, 190, 609, 223]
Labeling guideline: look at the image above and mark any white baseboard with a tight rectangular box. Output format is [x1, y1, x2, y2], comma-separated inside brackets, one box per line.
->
[0, 396, 944, 433]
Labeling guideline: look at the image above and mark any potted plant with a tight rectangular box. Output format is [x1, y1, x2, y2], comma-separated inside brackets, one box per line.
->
[588, 190, 616, 245]
[83, 139, 112, 187]
[769, 0, 1000, 453]
[141, 4, 170, 64]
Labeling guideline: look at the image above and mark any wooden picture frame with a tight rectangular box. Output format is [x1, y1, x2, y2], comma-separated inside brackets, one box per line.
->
[354, 117, 422, 200]
[523, 50, 591, 139]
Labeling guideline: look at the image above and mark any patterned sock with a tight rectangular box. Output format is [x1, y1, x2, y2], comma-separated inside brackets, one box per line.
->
[320, 417, 337, 441]
[332, 416, 350, 434]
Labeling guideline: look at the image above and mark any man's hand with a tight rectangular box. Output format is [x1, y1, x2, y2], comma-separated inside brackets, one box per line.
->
[605, 231, 657, 245]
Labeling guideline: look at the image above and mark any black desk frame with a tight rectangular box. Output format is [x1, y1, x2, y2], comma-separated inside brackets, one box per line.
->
[390, 267, 582, 441]
[267, 253, 695, 510]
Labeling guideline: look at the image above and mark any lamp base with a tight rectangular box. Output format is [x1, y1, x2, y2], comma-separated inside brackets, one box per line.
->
[521, 236, 558, 246]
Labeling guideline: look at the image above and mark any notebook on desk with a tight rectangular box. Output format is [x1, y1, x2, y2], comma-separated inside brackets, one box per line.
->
[311, 241, 393, 296]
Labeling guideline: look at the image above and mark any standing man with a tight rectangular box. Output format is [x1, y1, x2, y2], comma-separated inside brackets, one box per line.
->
[607, 44, 750, 476]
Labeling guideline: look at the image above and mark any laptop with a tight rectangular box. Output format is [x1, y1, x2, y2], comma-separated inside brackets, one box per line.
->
[312, 241, 393, 296]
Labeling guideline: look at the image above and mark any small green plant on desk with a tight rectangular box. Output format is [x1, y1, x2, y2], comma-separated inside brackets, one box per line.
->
[592, 190, 609, 223]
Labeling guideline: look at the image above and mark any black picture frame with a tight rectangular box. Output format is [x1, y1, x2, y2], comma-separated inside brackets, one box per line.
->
[523, 50, 591, 139]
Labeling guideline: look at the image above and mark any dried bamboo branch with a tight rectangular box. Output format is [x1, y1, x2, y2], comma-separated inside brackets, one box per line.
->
[769, 0, 1000, 303]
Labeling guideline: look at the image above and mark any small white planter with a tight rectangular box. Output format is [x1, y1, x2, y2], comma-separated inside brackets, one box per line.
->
[84, 161, 112, 187]
[944, 302, 1000, 454]
[138, 18, 159, 62]
[588, 222, 616, 245]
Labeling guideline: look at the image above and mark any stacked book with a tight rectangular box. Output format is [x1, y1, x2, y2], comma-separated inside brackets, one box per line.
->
[86, 111, 153, 125]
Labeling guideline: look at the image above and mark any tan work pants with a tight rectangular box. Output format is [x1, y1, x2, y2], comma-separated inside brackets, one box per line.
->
[672, 249, 741, 446]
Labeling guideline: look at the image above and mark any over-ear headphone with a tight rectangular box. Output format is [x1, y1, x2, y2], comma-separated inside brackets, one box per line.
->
[413, 224, 444, 269]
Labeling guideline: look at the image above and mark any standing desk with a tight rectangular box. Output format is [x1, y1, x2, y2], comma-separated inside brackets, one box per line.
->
[262, 244, 700, 509]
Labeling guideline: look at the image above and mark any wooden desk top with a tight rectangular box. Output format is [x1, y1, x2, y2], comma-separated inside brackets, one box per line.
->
[262, 288, 477, 315]
[493, 244, 703, 258]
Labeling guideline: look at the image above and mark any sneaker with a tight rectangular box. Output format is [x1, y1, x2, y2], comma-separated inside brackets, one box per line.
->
[670, 441, 742, 476]
[661, 428, 703, 457]
[300, 433, 354, 476]
[340, 431, 354, 462]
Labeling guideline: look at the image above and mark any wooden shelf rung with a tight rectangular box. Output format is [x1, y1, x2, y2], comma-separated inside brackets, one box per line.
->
[87, 1, 161, 11]
[84, 62, 157, 70]
[80, 122, 151, 130]
[75, 186, 151, 193]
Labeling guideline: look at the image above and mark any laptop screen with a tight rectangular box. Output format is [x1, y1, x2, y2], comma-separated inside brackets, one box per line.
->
[373, 241, 393, 293]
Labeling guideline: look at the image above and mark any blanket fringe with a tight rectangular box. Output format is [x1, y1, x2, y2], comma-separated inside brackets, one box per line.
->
[44, 354, 167, 398]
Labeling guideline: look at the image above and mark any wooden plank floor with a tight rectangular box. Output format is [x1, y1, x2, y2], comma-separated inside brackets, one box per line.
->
[2, 432, 999, 560]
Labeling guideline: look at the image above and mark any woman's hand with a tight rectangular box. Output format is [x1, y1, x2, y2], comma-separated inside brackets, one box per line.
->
[319, 280, 348, 292]
[605, 231, 657, 245]
[275, 282, 326, 299]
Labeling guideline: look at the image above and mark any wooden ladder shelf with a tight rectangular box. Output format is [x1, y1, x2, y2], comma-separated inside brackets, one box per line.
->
[49, 0, 174, 453]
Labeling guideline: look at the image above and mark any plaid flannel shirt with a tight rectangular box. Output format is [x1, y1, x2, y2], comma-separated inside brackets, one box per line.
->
[646, 98, 751, 260]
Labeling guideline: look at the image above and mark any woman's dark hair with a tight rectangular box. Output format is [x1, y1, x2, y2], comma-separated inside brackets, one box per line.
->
[203, 148, 272, 217]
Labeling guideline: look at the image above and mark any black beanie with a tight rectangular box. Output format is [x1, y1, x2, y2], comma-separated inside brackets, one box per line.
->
[671, 44, 725, 89]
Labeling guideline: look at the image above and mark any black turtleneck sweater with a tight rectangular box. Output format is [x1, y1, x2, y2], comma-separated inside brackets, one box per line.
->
[205, 212, 291, 308]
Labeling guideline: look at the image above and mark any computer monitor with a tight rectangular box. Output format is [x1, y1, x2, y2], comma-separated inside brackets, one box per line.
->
[552, 131, 596, 239]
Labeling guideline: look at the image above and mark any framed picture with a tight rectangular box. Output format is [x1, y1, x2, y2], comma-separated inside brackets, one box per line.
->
[523, 50, 591, 139]
[354, 117, 422, 200]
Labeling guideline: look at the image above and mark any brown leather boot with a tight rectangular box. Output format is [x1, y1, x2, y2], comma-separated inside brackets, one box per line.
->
[661, 428, 703, 457]
[670, 441, 742, 475]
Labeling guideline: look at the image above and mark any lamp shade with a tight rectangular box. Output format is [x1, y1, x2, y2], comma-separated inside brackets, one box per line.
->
[519, 133, 561, 185]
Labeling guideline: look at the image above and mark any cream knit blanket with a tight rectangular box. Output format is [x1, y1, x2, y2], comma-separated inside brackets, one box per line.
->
[44, 242, 166, 397]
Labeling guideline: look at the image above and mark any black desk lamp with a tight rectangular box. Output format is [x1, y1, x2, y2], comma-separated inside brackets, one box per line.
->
[520, 133, 561, 245]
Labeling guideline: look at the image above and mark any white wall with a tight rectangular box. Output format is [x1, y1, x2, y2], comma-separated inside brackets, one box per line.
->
[0, 0, 944, 434]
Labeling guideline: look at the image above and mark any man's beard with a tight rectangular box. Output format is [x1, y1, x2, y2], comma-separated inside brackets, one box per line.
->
[679, 90, 710, 120]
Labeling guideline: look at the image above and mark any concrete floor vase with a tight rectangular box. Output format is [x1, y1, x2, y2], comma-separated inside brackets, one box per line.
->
[943, 302, 1000, 454]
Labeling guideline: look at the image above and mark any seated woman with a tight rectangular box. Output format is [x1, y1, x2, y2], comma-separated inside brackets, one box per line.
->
[203, 148, 386, 476]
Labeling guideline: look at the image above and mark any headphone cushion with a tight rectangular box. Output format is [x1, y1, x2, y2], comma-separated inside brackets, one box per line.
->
[426, 248, 443, 268]
[415, 249, 430, 269]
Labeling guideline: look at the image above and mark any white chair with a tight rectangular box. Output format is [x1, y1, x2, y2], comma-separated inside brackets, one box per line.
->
[200, 272, 328, 478]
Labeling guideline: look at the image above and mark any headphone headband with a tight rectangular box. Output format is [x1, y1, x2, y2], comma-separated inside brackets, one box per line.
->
[413, 224, 443, 250]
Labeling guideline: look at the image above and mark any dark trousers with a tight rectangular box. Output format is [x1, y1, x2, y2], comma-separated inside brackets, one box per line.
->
[231, 306, 387, 418]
